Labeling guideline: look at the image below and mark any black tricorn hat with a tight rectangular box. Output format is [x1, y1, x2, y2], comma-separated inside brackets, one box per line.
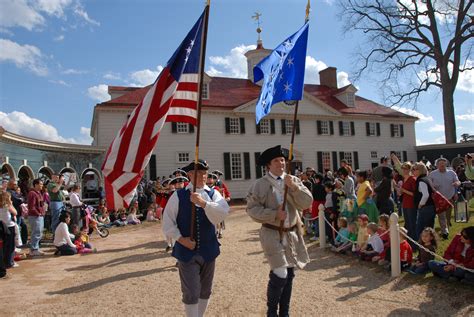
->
[170, 176, 189, 185]
[207, 173, 218, 179]
[257, 145, 289, 166]
[212, 170, 223, 177]
[182, 159, 209, 172]
[172, 169, 188, 177]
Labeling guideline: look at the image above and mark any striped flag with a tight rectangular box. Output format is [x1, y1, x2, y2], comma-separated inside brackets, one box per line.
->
[102, 11, 205, 210]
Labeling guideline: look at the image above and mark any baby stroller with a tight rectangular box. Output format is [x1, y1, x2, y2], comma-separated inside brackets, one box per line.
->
[81, 205, 109, 238]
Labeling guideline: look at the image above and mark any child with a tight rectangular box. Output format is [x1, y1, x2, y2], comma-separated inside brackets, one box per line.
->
[324, 181, 340, 245]
[373, 214, 390, 263]
[360, 223, 384, 261]
[126, 207, 141, 225]
[72, 225, 96, 254]
[356, 171, 379, 223]
[333, 217, 349, 248]
[355, 214, 369, 253]
[399, 227, 413, 270]
[146, 204, 159, 222]
[408, 227, 437, 275]
[336, 222, 358, 253]
[310, 173, 326, 241]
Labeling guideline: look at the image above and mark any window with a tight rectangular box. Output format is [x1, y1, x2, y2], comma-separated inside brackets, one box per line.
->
[342, 122, 351, 136]
[393, 151, 402, 161]
[176, 152, 190, 163]
[259, 119, 270, 134]
[285, 120, 293, 135]
[343, 152, 353, 166]
[320, 121, 329, 135]
[368, 123, 376, 136]
[392, 124, 400, 137]
[231, 153, 243, 180]
[176, 122, 189, 133]
[229, 118, 241, 134]
[322, 152, 331, 171]
[202, 83, 209, 99]
[371, 151, 378, 159]
[346, 93, 355, 107]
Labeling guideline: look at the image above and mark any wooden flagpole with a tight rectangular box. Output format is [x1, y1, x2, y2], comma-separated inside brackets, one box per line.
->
[190, 0, 211, 241]
[279, 0, 310, 242]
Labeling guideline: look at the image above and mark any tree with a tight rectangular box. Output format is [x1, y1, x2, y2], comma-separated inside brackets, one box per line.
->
[339, 0, 473, 143]
[460, 133, 474, 143]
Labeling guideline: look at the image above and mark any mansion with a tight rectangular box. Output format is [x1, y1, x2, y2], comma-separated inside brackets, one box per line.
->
[90, 44, 417, 199]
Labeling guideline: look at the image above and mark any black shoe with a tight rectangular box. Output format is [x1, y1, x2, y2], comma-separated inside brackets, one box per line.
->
[441, 233, 449, 240]
[165, 246, 171, 252]
[218, 233, 223, 239]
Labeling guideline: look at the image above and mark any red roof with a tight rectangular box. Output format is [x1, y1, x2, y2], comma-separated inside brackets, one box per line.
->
[97, 77, 416, 119]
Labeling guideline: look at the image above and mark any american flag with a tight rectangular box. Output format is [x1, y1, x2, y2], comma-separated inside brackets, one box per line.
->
[102, 11, 205, 210]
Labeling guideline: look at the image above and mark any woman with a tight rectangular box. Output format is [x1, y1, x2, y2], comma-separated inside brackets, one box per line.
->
[374, 166, 395, 215]
[413, 162, 436, 240]
[0, 192, 18, 268]
[400, 162, 417, 244]
[428, 227, 474, 285]
[53, 211, 77, 256]
[69, 185, 83, 229]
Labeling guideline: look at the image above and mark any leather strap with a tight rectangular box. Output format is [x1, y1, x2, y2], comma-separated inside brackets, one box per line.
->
[262, 223, 297, 232]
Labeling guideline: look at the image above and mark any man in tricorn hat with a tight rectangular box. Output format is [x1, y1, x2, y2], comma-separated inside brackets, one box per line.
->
[162, 159, 230, 317]
[246, 145, 313, 317]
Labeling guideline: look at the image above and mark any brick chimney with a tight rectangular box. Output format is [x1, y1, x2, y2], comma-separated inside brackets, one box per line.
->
[319, 67, 338, 89]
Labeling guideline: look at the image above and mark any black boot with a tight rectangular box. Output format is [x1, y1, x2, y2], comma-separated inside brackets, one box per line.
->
[278, 268, 295, 317]
[267, 271, 288, 317]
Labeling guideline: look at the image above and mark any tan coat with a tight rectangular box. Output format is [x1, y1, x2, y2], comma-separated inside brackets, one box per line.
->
[246, 174, 313, 270]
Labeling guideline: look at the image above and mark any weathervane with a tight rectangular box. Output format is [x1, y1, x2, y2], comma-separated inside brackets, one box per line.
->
[252, 12, 262, 41]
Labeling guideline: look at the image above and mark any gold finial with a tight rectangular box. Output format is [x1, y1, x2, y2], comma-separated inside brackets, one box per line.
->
[252, 12, 263, 43]
[305, 0, 311, 22]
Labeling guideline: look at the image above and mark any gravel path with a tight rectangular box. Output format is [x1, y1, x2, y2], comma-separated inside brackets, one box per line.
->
[1, 206, 473, 316]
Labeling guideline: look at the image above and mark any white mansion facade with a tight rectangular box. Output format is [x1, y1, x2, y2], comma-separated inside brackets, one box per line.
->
[90, 45, 417, 199]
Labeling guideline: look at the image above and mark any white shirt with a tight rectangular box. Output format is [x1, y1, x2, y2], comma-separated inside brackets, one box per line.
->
[162, 183, 230, 241]
[53, 222, 76, 248]
[367, 233, 384, 253]
[267, 171, 290, 228]
[69, 192, 82, 207]
[0, 206, 15, 227]
[418, 182, 430, 207]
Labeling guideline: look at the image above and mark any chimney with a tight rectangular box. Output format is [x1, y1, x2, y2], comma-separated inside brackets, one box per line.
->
[319, 67, 338, 89]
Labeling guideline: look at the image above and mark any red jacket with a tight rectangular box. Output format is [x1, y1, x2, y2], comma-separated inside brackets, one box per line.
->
[444, 234, 474, 269]
[27, 190, 45, 217]
[400, 240, 413, 263]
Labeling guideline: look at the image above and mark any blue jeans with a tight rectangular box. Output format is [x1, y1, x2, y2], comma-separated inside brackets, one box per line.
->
[428, 261, 474, 282]
[403, 207, 417, 243]
[28, 216, 44, 251]
[56, 244, 77, 256]
[50, 201, 64, 234]
[416, 205, 435, 240]
[409, 263, 430, 274]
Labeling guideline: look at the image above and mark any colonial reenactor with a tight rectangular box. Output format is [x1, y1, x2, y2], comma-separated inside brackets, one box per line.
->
[162, 159, 230, 317]
[170, 176, 189, 190]
[212, 170, 231, 201]
[246, 145, 313, 317]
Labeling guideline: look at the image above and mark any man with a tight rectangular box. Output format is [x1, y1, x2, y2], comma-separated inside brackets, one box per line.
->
[429, 158, 461, 239]
[246, 145, 313, 317]
[212, 170, 231, 202]
[465, 153, 474, 181]
[7, 179, 27, 245]
[28, 179, 45, 256]
[371, 156, 392, 186]
[162, 159, 229, 317]
[47, 174, 64, 234]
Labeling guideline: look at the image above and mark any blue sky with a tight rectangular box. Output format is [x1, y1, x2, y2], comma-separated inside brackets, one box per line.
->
[0, 0, 472, 145]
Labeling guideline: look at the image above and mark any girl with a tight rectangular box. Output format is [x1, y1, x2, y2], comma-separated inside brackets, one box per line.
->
[356, 171, 379, 223]
[0, 192, 18, 268]
[335, 222, 357, 254]
[126, 207, 141, 225]
[333, 217, 349, 248]
[408, 227, 437, 274]
[373, 214, 390, 264]
[355, 214, 369, 253]
[146, 204, 159, 222]
[72, 225, 96, 254]
[53, 211, 77, 256]
[310, 173, 326, 241]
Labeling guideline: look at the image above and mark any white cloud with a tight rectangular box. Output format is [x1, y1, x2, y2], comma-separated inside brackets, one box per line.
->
[0, 111, 92, 144]
[130, 66, 163, 86]
[49, 79, 70, 87]
[208, 44, 256, 78]
[428, 124, 445, 132]
[458, 60, 474, 93]
[35, 0, 72, 18]
[87, 84, 110, 102]
[456, 112, 474, 121]
[0, 0, 45, 30]
[104, 72, 121, 80]
[0, 38, 48, 76]
[392, 106, 434, 123]
[416, 136, 445, 146]
[61, 68, 86, 75]
[0, 27, 14, 36]
[304, 56, 328, 84]
[73, 3, 100, 26]
[53, 34, 65, 41]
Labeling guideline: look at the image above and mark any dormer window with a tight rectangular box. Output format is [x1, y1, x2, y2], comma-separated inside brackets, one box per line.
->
[346, 93, 355, 107]
[335, 85, 357, 107]
[201, 83, 209, 99]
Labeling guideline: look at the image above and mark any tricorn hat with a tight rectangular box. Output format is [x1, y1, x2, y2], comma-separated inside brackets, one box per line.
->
[172, 169, 188, 177]
[207, 173, 218, 180]
[182, 159, 209, 172]
[212, 170, 223, 177]
[257, 145, 289, 166]
[170, 176, 189, 185]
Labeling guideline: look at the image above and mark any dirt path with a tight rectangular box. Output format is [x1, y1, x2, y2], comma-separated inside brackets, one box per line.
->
[1, 207, 473, 316]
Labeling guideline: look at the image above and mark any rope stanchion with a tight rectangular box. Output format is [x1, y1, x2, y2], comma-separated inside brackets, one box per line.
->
[398, 228, 474, 274]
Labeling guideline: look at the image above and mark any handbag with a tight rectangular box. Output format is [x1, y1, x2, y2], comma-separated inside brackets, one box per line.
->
[431, 191, 453, 215]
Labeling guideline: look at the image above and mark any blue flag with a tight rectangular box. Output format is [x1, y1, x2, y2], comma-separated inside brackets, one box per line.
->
[253, 23, 309, 124]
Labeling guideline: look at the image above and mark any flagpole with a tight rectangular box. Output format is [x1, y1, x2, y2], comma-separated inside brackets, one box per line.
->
[190, 0, 211, 241]
[279, 0, 310, 243]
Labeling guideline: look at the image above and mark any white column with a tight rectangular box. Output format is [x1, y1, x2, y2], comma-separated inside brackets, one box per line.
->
[318, 204, 326, 248]
[389, 213, 401, 277]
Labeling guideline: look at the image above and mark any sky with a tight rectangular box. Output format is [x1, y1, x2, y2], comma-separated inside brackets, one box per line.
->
[0, 0, 472, 145]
